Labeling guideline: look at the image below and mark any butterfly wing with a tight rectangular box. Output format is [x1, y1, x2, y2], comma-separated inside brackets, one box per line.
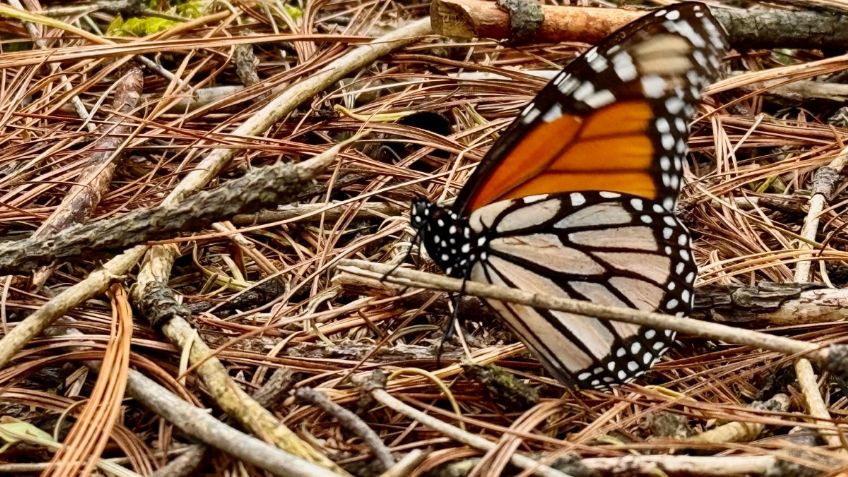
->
[453, 2, 728, 215]
[467, 192, 696, 387]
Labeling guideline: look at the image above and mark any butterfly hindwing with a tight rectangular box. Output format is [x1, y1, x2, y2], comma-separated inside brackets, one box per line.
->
[467, 192, 696, 387]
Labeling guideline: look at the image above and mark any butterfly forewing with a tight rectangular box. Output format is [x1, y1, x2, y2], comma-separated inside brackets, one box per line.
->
[454, 2, 728, 214]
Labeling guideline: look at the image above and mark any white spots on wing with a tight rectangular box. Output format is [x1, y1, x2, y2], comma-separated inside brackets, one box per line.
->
[630, 198, 644, 211]
[521, 106, 541, 124]
[659, 156, 671, 171]
[599, 191, 620, 199]
[572, 81, 595, 102]
[693, 50, 707, 71]
[665, 96, 684, 115]
[523, 194, 548, 204]
[542, 104, 563, 123]
[557, 76, 580, 95]
[585, 46, 609, 74]
[665, 9, 680, 20]
[674, 117, 688, 134]
[570, 192, 586, 206]
[673, 18, 707, 48]
[551, 71, 569, 86]
[641, 75, 666, 98]
[589, 55, 609, 73]
[612, 52, 637, 82]
[661, 133, 674, 150]
[584, 89, 616, 109]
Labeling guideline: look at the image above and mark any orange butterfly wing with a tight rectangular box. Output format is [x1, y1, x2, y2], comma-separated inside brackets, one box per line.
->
[453, 3, 728, 214]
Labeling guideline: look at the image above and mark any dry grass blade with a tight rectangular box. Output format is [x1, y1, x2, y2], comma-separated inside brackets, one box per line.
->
[42, 284, 132, 477]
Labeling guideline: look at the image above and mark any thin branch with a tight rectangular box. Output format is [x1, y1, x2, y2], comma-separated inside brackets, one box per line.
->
[296, 387, 396, 470]
[335, 260, 839, 371]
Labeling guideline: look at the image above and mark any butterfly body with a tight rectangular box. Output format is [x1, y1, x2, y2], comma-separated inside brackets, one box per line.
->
[409, 2, 728, 388]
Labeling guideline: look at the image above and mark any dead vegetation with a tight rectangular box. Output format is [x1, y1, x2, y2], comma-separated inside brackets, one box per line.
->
[2, 0, 848, 476]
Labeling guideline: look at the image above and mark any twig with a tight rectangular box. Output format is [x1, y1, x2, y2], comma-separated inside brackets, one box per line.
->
[580, 455, 781, 475]
[231, 202, 401, 226]
[335, 260, 844, 373]
[793, 145, 848, 449]
[358, 372, 573, 477]
[295, 387, 396, 470]
[377, 450, 427, 477]
[121, 368, 344, 477]
[148, 445, 207, 477]
[29, 67, 143, 289]
[689, 394, 791, 444]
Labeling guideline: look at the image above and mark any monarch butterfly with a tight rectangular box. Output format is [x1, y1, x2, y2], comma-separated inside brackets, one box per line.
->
[409, 2, 728, 389]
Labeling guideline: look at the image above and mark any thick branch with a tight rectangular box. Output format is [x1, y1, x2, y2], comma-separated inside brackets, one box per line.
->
[431, 0, 848, 50]
[0, 142, 345, 275]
